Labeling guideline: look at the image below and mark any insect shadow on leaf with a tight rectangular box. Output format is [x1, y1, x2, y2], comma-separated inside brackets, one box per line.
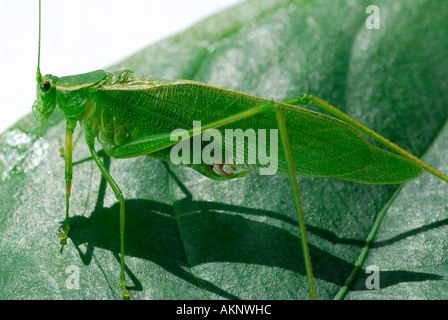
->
[63, 154, 443, 298]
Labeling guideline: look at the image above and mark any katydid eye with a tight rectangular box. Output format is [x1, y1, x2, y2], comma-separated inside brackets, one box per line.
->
[40, 80, 51, 92]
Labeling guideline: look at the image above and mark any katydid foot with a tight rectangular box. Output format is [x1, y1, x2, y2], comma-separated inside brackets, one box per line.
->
[122, 286, 131, 300]
[56, 225, 70, 253]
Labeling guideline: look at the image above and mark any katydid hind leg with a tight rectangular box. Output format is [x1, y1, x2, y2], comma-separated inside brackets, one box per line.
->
[274, 106, 316, 300]
[192, 101, 318, 299]
[86, 136, 130, 300]
[203, 101, 317, 299]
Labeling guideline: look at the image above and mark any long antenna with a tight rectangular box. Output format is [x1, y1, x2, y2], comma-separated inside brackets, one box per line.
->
[36, 0, 42, 82]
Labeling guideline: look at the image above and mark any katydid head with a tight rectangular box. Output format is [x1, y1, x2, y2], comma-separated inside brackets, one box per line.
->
[33, 0, 59, 123]
[32, 74, 59, 123]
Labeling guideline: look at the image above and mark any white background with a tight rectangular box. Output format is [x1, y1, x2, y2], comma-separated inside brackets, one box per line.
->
[0, 0, 244, 133]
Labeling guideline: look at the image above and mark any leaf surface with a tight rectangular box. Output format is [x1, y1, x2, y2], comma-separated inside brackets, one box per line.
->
[0, 0, 447, 299]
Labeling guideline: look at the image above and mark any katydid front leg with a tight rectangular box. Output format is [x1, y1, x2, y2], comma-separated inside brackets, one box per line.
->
[58, 129, 83, 160]
[57, 120, 77, 252]
[86, 136, 130, 300]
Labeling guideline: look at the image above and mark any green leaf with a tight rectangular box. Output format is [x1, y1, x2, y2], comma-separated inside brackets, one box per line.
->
[0, 0, 447, 299]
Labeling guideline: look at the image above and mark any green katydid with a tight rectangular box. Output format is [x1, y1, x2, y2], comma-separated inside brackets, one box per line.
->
[32, 0, 448, 300]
